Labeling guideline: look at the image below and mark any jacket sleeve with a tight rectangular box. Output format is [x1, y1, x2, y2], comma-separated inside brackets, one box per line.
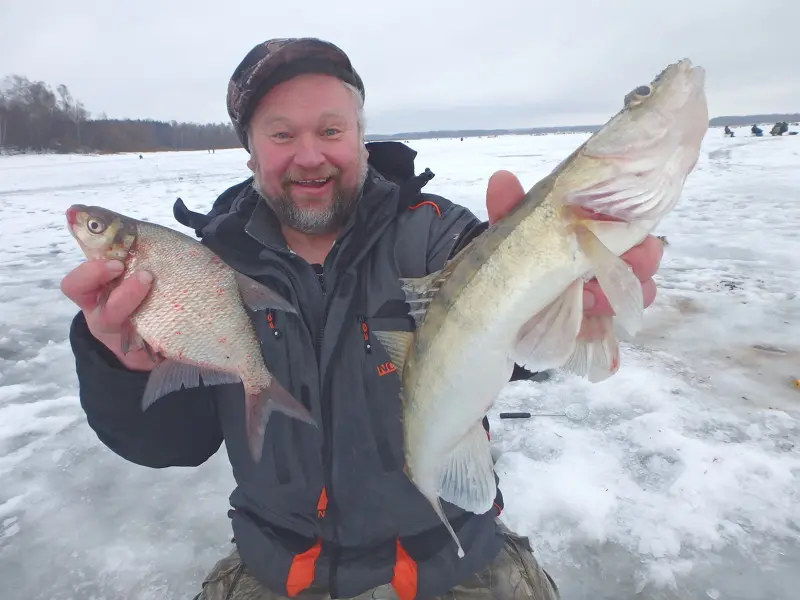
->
[425, 197, 483, 273]
[69, 312, 223, 468]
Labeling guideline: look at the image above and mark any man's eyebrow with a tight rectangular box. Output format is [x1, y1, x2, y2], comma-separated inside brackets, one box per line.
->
[319, 111, 349, 121]
[257, 115, 292, 127]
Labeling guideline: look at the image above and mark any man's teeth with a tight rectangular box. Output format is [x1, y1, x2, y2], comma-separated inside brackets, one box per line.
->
[295, 178, 329, 184]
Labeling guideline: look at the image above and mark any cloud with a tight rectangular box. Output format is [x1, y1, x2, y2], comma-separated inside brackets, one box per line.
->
[2, 0, 797, 133]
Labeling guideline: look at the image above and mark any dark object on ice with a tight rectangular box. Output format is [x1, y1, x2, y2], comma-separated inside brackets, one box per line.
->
[724, 125, 734, 137]
[751, 124, 763, 137]
[770, 122, 789, 136]
[510, 364, 552, 382]
[364, 141, 417, 184]
[499, 412, 533, 419]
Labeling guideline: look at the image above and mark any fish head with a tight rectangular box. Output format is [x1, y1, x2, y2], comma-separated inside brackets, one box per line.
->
[66, 204, 137, 262]
[556, 58, 708, 224]
[618, 58, 708, 152]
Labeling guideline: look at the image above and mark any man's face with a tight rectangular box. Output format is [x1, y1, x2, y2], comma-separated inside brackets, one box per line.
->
[247, 73, 369, 235]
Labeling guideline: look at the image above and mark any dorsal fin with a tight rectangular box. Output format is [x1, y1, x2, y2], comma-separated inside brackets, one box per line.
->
[398, 236, 480, 328]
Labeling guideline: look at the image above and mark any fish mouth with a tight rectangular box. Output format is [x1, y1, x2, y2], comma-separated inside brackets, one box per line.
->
[65, 204, 91, 227]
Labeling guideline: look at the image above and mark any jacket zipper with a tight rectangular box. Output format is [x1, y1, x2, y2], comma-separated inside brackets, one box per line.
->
[311, 261, 342, 597]
[313, 263, 326, 358]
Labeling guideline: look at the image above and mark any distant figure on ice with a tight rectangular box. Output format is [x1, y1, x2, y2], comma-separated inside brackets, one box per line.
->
[770, 121, 789, 136]
[724, 125, 734, 137]
[751, 124, 763, 137]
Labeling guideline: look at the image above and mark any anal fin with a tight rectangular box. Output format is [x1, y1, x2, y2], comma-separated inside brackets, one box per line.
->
[439, 422, 497, 516]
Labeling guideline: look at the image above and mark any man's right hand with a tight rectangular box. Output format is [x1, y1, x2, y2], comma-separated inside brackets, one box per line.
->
[61, 259, 157, 372]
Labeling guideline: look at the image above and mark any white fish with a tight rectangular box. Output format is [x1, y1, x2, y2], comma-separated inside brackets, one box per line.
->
[66, 205, 316, 462]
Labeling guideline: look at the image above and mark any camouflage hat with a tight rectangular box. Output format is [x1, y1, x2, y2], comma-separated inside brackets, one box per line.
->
[227, 37, 365, 151]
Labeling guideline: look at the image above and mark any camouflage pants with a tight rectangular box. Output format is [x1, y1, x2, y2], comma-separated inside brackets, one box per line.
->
[194, 523, 559, 600]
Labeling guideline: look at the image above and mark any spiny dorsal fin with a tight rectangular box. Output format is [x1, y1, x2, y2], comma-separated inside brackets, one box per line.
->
[398, 236, 479, 328]
[372, 331, 415, 376]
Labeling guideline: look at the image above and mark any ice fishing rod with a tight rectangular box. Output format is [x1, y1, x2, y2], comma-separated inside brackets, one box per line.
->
[498, 404, 589, 421]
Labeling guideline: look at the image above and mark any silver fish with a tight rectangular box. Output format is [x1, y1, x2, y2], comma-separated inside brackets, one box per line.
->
[66, 205, 316, 461]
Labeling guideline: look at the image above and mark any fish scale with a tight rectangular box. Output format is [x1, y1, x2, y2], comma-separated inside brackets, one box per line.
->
[127, 220, 269, 393]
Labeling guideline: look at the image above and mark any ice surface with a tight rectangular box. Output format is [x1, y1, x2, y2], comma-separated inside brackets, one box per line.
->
[1, 131, 799, 599]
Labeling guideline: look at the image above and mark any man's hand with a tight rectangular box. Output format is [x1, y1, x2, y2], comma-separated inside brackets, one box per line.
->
[485, 169, 663, 319]
[61, 259, 158, 372]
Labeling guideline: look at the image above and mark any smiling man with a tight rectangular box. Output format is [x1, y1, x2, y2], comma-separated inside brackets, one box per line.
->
[61, 38, 663, 600]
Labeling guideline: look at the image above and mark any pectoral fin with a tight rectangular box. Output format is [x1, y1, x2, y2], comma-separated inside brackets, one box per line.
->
[575, 224, 644, 337]
[234, 271, 297, 314]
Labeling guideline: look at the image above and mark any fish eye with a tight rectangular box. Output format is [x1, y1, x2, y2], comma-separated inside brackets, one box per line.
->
[87, 218, 107, 234]
[624, 84, 652, 107]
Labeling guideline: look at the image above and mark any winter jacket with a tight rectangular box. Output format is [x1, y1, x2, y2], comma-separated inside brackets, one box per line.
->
[70, 142, 513, 600]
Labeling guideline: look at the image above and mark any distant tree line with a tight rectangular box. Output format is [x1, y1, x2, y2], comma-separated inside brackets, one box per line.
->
[0, 75, 240, 154]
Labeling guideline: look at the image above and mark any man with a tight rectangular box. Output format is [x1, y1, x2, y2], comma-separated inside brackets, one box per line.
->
[61, 38, 663, 599]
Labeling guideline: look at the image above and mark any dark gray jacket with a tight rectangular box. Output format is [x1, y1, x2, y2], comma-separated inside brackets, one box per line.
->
[70, 145, 508, 599]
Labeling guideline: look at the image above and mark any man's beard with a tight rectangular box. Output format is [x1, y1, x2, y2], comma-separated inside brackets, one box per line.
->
[252, 164, 368, 235]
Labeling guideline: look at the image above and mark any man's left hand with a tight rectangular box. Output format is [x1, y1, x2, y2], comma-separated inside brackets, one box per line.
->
[485, 169, 663, 319]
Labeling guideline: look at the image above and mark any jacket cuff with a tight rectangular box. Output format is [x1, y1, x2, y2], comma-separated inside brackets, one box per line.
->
[69, 311, 150, 380]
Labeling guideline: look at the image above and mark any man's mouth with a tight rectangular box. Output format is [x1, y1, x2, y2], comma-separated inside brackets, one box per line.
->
[291, 177, 332, 188]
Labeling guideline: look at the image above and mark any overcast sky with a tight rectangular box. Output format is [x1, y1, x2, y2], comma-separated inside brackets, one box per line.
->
[2, 0, 797, 134]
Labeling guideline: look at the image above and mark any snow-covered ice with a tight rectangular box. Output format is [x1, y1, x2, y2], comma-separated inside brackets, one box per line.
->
[1, 129, 798, 599]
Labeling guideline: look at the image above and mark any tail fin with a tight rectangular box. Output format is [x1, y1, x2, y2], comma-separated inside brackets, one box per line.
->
[245, 378, 317, 462]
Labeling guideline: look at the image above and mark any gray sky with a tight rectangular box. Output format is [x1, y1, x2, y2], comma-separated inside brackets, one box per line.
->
[2, 0, 797, 134]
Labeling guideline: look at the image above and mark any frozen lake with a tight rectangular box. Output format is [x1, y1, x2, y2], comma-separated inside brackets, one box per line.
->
[1, 129, 799, 599]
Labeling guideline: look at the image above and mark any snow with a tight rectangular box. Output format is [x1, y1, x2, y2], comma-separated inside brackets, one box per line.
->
[1, 129, 799, 599]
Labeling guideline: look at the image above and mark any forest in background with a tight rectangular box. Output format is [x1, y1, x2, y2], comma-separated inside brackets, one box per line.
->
[0, 75, 239, 154]
[2, 74, 796, 155]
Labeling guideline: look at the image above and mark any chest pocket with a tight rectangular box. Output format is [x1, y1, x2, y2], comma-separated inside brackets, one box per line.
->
[353, 244, 419, 474]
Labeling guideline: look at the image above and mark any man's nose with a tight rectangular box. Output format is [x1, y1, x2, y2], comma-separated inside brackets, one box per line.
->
[293, 134, 326, 169]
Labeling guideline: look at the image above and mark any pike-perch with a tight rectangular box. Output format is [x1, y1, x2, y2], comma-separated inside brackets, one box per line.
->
[371, 59, 709, 557]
